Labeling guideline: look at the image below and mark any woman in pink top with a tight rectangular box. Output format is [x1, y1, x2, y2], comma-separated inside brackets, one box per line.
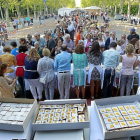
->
[120, 44, 138, 96]
[84, 34, 92, 53]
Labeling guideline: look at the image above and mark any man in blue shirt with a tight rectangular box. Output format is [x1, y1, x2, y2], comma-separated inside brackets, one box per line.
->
[102, 42, 120, 98]
[54, 44, 71, 99]
[11, 41, 19, 58]
[34, 33, 46, 48]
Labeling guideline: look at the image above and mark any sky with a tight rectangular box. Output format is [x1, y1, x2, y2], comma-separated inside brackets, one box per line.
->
[75, 0, 81, 7]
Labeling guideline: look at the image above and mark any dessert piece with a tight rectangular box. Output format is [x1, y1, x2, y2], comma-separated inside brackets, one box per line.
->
[5, 112, 13, 116]
[136, 114, 140, 119]
[71, 116, 77, 120]
[53, 120, 59, 123]
[39, 109, 45, 114]
[40, 105, 45, 108]
[133, 120, 140, 126]
[119, 122, 128, 128]
[65, 104, 70, 108]
[44, 114, 49, 118]
[50, 109, 55, 113]
[48, 120, 53, 123]
[67, 108, 71, 112]
[42, 120, 47, 124]
[79, 118, 85, 122]
[49, 113, 54, 118]
[121, 111, 128, 116]
[114, 112, 121, 117]
[50, 105, 55, 108]
[60, 120, 65, 123]
[43, 117, 48, 121]
[61, 115, 66, 120]
[44, 105, 50, 108]
[113, 122, 121, 129]
[54, 117, 59, 121]
[48, 118, 53, 121]
[60, 105, 65, 108]
[105, 108, 112, 112]
[67, 115, 71, 119]
[118, 106, 125, 111]
[124, 116, 131, 121]
[117, 116, 124, 122]
[66, 112, 71, 116]
[44, 110, 50, 114]
[62, 108, 66, 112]
[38, 114, 43, 118]
[55, 105, 60, 108]
[72, 119, 78, 122]
[106, 124, 115, 130]
[134, 110, 140, 114]
[55, 113, 60, 117]
[112, 107, 118, 112]
[36, 117, 42, 121]
[130, 115, 138, 120]
[126, 121, 135, 127]
[109, 112, 115, 118]
[61, 112, 66, 116]
[56, 109, 61, 112]
[104, 118, 112, 123]
[102, 113, 109, 119]
[78, 107, 83, 112]
[70, 104, 74, 108]
[80, 104, 85, 108]
[11, 121, 18, 124]
[73, 104, 79, 108]
[72, 112, 77, 117]
[100, 108, 106, 113]
[124, 105, 130, 110]
[130, 105, 136, 110]
[111, 117, 117, 122]
[66, 119, 71, 123]
[79, 114, 85, 119]
[127, 110, 134, 115]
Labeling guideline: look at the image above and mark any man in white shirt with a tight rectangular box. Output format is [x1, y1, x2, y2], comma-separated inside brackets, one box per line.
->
[130, 14, 134, 24]
[68, 21, 75, 41]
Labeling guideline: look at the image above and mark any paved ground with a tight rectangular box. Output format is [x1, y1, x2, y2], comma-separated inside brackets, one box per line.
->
[4, 16, 140, 46]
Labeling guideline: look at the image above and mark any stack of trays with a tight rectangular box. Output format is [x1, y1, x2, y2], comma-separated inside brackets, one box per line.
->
[99, 104, 140, 131]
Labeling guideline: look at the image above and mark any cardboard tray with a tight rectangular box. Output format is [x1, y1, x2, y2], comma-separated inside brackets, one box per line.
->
[0, 98, 37, 132]
[92, 95, 140, 140]
[32, 99, 90, 131]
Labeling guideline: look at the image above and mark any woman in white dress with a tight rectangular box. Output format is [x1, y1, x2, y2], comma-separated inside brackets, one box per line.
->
[98, 32, 105, 46]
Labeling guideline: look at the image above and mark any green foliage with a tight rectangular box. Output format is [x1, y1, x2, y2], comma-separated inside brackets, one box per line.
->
[130, 5, 138, 15]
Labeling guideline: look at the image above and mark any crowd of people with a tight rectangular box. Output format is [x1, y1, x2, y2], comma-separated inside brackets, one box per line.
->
[0, 12, 140, 101]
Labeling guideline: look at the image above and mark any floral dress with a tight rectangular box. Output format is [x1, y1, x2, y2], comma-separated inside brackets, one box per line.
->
[72, 53, 88, 86]
[89, 53, 102, 81]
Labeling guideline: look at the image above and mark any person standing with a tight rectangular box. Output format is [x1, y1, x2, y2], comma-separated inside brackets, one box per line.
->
[34, 33, 46, 48]
[16, 45, 28, 98]
[24, 48, 43, 100]
[11, 41, 19, 58]
[68, 21, 75, 41]
[72, 45, 88, 98]
[37, 48, 55, 100]
[20, 17, 25, 28]
[14, 18, 18, 29]
[105, 31, 117, 50]
[84, 34, 92, 54]
[46, 32, 56, 58]
[75, 26, 83, 47]
[26, 17, 30, 26]
[88, 42, 102, 100]
[119, 44, 138, 96]
[54, 44, 71, 99]
[39, 16, 42, 25]
[102, 42, 120, 98]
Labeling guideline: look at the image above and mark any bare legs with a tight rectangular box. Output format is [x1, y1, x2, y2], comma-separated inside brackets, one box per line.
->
[75, 86, 85, 98]
[90, 80, 100, 99]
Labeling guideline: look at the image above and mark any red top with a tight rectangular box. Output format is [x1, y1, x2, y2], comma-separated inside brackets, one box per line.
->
[16, 53, 27, 77]
[2, 23, 6, 28]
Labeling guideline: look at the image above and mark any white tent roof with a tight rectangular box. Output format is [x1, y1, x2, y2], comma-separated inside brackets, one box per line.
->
[58, 7, 70, 11]
[84, 6, 101, 10]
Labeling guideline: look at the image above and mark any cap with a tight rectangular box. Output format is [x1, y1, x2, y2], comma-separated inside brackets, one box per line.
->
[131, 28, 135, 32]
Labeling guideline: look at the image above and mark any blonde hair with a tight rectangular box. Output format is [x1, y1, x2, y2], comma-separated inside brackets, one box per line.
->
[125, 43, 134, 54]
[117, 39, 125, 45]
[42, 48, 50, 57]
[3, 46, 11, 52]
[98, 32, 102, 36]
[27, 48, 40, 61]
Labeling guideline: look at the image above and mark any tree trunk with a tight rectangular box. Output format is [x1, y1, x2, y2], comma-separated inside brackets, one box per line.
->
[40, 5, 42, 15]
[138, 3, 140, 17]
[127, 0, 131, 19]
[27, 5, 30, 18]
[5, 6, 10, 27]
[34, 4, 37, 19]
[119, 0, 122, 14]
[115, 5, 117, 14]
[44, 4, 46, 15]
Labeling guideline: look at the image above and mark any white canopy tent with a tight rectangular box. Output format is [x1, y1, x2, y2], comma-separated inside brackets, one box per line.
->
[58, 7, 71, 16]
[84, 6, 101, 15]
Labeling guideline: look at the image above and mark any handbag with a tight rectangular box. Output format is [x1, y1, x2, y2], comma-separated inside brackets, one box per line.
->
[39, 59, 49, 84]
